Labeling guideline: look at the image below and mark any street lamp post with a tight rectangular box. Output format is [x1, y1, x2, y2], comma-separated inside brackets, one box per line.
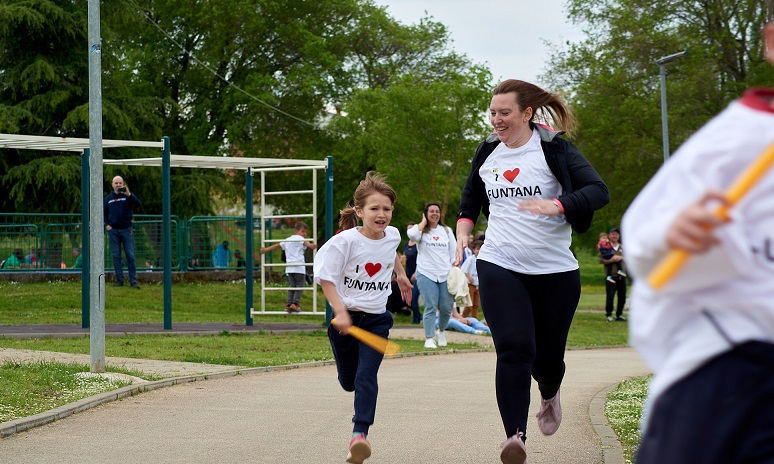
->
[656, 51, 687, 164]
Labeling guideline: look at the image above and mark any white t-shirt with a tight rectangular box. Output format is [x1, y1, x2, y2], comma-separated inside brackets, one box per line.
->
[406, 224, 456, 282]
[313, 226, 401, 314]
[622, 89, 774, 430]
[460, 253, 478, 287]
[475, 129, 578, 274]
[281, 234, 308, 274]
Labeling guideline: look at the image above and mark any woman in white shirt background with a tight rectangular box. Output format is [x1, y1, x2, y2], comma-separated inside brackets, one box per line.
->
[407, 202, 457, 349]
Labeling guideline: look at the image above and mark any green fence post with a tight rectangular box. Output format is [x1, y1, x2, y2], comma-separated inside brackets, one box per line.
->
[325, 156, 334, 325]
[81, 150, 90, 328]
[245, 168, 254, 326]
[162, 136, 172, 330]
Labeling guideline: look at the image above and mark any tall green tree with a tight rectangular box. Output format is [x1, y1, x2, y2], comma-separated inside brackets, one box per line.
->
[543, 0, 772, 248]
[330, 69, 492, 229]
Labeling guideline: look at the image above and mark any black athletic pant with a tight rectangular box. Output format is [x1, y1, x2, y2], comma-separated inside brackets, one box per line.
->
[477, 260, 581, 440]
[328, 310, 393, 436]
[605, 275, 626, 318]
[637, 341, 774, 464]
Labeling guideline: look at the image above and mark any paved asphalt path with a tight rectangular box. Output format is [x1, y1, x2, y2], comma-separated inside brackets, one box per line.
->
[0, 344, 649, 464]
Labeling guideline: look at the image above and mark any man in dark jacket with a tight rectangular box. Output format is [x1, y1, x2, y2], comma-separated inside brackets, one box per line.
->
[104, 176, 142, 288]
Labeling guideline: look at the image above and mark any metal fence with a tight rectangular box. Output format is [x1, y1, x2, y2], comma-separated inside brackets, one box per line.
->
[0, 213, 268, 272]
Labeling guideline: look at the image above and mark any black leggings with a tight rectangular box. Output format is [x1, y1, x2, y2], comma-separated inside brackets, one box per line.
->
[477, 260, 581, 440]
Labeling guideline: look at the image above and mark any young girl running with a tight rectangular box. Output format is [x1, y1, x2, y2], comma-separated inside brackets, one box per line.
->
[313, 172, 412, 464]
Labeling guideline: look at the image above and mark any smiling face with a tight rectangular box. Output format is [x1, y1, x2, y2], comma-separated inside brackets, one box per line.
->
[112, 176, 125, 193]
[425, 204, 441, 228]
[490, 92, 533, 147]
[356, 192, 394, 239]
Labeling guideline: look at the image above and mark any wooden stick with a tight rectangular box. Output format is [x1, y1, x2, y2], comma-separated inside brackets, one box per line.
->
[331, 319, 401, 356]
[648, 139, 774, 289]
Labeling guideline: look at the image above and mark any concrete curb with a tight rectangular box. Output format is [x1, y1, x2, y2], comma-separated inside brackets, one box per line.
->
[590, 383, 625, 464]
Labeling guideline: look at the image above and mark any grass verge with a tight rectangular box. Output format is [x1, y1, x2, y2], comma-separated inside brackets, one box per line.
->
[605, 375, 650, 463]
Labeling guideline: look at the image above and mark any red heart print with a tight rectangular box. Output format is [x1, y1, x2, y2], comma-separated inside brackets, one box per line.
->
[503, 168, 520, 182]
[365, 262, 382, 277]
[433, 236, 439, 241]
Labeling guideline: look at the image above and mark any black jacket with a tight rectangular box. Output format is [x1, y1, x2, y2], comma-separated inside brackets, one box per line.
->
[458, 124, 609, 233]
[104, 192, 142, 229]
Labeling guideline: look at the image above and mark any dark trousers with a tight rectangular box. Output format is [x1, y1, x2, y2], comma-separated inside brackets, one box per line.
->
[108, 227, 137, 284]
[605, 275, 626, 317]
[477, 260, 580, 440]
[328, 310, 393, 436]
[637, 341, 774, 464]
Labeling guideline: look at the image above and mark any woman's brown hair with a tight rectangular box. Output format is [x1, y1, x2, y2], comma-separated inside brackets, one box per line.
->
[493, 80, 576, 136]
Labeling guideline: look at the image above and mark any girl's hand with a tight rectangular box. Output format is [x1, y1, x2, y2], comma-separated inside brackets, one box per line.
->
[666, 191, 729, 254]
[331, 312, 353, 335]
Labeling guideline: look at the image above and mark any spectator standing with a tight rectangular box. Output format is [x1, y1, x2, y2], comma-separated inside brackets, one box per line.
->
[456, 79, 609, 464]
[407, 202, 457, 349]
[104, 176, 142, 289]
[211, 240, 232, 268]
[403, 222, 421, 324]
[261, 221, 317, 313]
[622, 13, 774, 462]
[600, 227, 627, 322]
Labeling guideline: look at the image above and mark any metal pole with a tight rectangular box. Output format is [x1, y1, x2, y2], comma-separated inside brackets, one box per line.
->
[659, 64, 670, 164]
[81, 150, 90, 328]
[162, 136, 172, 330]
[87, 0, 105, 373]
[324, 156, 334, 325]
[655, 51, 686, 164]
[245, 168, 254, 326]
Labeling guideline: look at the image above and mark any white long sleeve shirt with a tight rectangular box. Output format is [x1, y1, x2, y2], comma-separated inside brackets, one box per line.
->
[406, 224, 456, 282]
[622, 88, 774, 429]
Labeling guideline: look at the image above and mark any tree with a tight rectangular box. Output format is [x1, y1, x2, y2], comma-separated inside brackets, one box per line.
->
[330, 68, 492, 230]
[543, 0, 771, 248]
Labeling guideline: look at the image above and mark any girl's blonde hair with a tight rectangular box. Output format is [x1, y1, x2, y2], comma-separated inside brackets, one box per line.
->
[339, 171, 397, 230]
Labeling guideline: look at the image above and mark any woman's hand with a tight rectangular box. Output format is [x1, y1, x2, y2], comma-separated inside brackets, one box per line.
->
[517, 198, 563, 216]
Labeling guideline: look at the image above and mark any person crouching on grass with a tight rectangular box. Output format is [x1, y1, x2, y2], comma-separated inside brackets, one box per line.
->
[313, 172, 412, 464]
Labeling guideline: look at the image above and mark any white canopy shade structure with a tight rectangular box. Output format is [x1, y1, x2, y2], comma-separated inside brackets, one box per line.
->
[0, 133, 163, 152]
[1, 132, 335, 329]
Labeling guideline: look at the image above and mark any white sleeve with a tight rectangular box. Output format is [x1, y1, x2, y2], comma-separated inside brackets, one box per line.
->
[406, 224, 422, 242]
[313, 237, 346, 285]
[447, 227, 457, 264]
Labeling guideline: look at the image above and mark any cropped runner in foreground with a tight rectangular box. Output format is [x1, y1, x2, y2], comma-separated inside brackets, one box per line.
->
[623, 12, 774, 464]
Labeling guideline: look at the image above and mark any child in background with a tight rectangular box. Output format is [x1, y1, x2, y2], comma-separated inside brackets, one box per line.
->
[596, 232, 626, 283]
[261, 221, 316, 312]
[313, 172, 412, 464]
[461, 239, 483, 318]
[622, 12, 774, 463]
